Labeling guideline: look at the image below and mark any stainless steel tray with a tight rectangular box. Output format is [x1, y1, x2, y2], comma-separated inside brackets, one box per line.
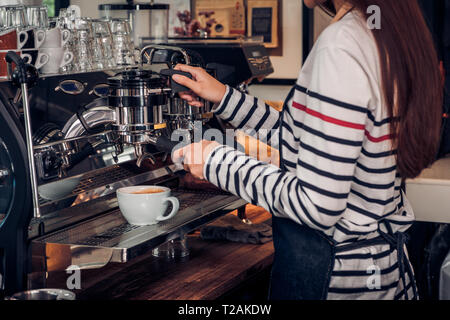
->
[32, 189, 247, 270]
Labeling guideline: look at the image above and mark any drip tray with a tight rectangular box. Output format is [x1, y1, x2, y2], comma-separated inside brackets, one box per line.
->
[32, 190, 247, 270]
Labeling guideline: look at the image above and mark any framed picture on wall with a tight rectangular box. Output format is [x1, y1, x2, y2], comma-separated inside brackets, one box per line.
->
[247, 0, 280, 48]
[159, 0, 192, 37]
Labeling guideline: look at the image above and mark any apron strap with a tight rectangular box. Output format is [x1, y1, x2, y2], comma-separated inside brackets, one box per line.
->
[378, 220, 419, 300]
[334, 219, 418, 300]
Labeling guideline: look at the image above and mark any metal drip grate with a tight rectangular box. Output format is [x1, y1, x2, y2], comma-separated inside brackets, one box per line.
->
[172, 189, 231, 211]
[72, 165, 137, 194]
[71, 189, 232, 247]
[76, 224, 141, 246]
[33, 187, 247, 264]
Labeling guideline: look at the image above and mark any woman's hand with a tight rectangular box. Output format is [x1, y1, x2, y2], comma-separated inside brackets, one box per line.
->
[172, 64, 227, 106]
[172, 140, 222, 180]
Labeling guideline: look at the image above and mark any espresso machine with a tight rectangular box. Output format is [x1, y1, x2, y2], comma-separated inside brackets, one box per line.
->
[142, 37, 275, 91]
[0, 45, 252, 297]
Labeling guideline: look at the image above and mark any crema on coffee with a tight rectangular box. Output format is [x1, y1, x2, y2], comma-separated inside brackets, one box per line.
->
[130, 188, 165, 195]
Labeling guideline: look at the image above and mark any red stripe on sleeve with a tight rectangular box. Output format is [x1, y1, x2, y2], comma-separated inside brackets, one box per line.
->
[364, 130, 392, 143]
[292, 101, 365, 130]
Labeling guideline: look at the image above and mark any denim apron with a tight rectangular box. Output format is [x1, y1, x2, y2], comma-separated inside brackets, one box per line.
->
[268, 216, 419, 300]
[268, 216, 336, 300]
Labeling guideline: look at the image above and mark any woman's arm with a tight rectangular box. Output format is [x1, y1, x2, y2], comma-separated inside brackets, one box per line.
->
[214, 86, 282, 148]
[173, 65, 282, 148]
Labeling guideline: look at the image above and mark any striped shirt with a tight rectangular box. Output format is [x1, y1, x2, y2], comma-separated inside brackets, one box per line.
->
[204, 12, 416, 300]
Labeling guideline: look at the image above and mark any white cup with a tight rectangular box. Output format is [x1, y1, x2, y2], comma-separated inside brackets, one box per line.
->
[20, 49, 50, 69]
[39, 47, 73, 74]
[0, 28, 28, 50]
[117, 186, 180, 226]
[21, 28, 46, 49]
[0, 50, 33, 78]
[17, 30, 28, 49]
[41, 27, 70, 48]
[34, 29, 46, 48]
[34, 52, 49, 69]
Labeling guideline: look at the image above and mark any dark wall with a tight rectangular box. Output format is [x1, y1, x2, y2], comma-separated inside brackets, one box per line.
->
[418, 0, 450, 157]
[55, 0, 70, 16]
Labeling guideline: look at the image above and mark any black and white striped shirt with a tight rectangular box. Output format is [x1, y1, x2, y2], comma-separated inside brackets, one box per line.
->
[203, 12, 416, 299]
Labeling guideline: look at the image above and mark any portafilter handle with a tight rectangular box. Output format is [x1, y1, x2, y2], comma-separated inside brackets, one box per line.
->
[151, 136, 188, 176]
[152, 135, 188, 155]
[159, 69, 193, 95]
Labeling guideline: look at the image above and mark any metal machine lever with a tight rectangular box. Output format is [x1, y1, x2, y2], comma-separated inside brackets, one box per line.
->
[5, 51, 41, 218]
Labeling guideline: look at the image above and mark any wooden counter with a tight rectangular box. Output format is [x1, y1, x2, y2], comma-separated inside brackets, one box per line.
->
[46, 206, 274, 300]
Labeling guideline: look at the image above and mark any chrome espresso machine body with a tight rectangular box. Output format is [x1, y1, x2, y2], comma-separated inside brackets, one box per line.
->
[0, 45, 263, 296]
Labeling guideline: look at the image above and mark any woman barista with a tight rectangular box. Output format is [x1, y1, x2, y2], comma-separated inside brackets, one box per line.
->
[172, 0, 443, 300]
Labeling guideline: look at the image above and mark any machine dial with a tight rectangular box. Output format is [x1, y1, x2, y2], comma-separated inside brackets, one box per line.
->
[55, 80, 86, 95]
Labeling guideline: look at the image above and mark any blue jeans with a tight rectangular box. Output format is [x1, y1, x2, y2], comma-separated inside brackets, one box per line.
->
[268, 216, 418, 300]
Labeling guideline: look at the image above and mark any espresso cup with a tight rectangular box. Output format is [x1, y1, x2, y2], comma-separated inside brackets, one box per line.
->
[0, 28, 28, 50]
[116, 186, 180, 226]
[21, 28, 46, 49]
[21, 49, 49, 69]
[41, 27, 70, 48]
[39, 47, 73, 74]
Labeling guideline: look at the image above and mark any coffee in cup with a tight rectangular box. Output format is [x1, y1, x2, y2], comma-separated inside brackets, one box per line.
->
[117, 186, 179, 226]
[130, 188, 166, 195]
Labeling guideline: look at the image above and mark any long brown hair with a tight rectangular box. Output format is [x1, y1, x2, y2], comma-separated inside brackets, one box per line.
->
[321, 0, 443, 179]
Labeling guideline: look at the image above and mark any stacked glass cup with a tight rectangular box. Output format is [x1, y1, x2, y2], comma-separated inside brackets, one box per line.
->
[91, 19, 116, 70]
[109, 18, 136, 66]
